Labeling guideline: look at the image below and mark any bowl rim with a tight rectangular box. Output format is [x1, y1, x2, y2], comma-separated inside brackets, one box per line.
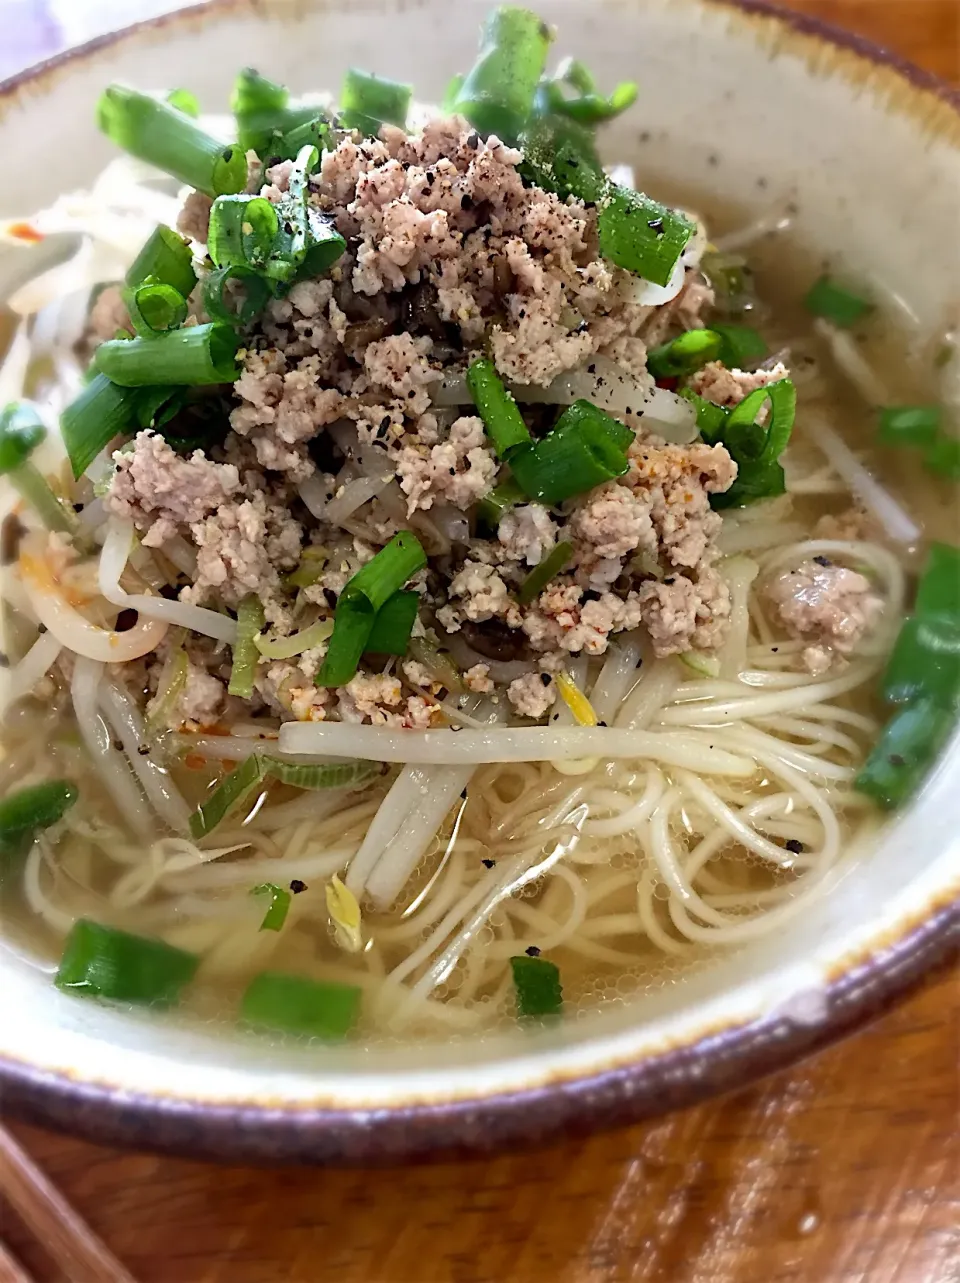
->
[0, 0, 958, 1164]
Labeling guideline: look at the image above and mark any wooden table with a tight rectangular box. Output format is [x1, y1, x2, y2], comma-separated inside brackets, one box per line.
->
[1, 3, 958, 1281]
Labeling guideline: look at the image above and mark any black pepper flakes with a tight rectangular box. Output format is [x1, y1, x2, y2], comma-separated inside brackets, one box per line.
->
[290, 879, 307, 894]
[784, 839, 804, 855]
[460, 788, 468, 799]
[323, 588, 338, 609]
[137, 744, 151, 756]
[540, 673, 552, 686]
[466, 131, 480, 150]
[889, 753, 906, 768]
[647, 217, 665, 236]
[664, 577, 676, 585]
[481, 858, 496, 868]
[112, 739, 124, 752]
[525, 945, 541, 957]
[813, 555, 832, 567]
[460, 194, 474, 211]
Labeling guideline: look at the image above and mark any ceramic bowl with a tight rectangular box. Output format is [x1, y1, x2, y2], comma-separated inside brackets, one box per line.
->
[0, 0, 957, 1163]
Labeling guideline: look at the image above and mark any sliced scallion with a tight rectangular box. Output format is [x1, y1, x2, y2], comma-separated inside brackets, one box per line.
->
[251, 882, 291, 932]
[451, 6, 552, 145]
[0, 403, 76, 532]
[166, 88, 200, 118]
[55, 919, 199, 1007]
[916, 543, 960, 620]
[854, 697, 954, 810]
[597, 186, 695, 288]
[804, 275, 872, 329]
[881, 615, 960, 710]
[231, 67, 321, 158]
[467, 357, 531, 459]
[207, 195, 279, 273]
[365, 589, 419, 656]
[510, 954, 563, 1019]
[340, 68, 412, 135]
[125, 225, 197, 297]
[317, 532, 427, 686]
[680, 388, 730, 441]
[709, 379, 797, 509]
[240, 970, 361, 1039]
[537, 56, 637, 126]
[96, 86, 247, 197]
[125, 280, 188, 336]
[0, 779, 78, 845]
[94, 324, 241, 388]
[711, 322, 767, 370]
[509, 399, 633, 505]
[647, 329, 723, 379]
[254, 616, 334, 661]
[517, 540, 574, 604]
[201, 264, 273, 328]
[61, 374, 138, 478]
[878, 405, 942, 449]
[924, 434, 960, 481]
[476, 475, 526, 527]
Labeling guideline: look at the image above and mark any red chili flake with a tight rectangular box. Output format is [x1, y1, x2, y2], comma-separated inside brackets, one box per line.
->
[655, 376, 679, 391]
[6, 222, 44, 243]
[184, 753, 208, 770]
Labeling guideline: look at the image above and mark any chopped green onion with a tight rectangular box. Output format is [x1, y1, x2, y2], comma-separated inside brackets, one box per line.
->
[251, 882, 291, 932]
[254, 616, 334, 660]
[711, 322, 768, 369]
[94, 323, 241, 387]
[924, 434, 960, 480]
[96, 85, 247, 197]
[804, 275, 873, 329]
[231, 67, 322, 157]
[442, 73, 465, 112]
[510, 954, 563, 1018]
[881, 615, 960, 710]
[228, 594, 265, 698]
[165, 88, 200, 117]
[647, 329, 723, 379]
[264, 146, 330, 284]
[340, 68, 412, 135]
[201, 264, 273, 328]
[55, 919, 199, 1007]
[240, 970, 361, 1039]
[125, 225, 197, 297]
[207, 195, 280, 272]
[0, 403, 76, 532]
[189, 751, 378, 838]
[680, 387, 730, 442]
[467, 357, 531, 459]
[509, 399, 633, 505]
[277, 114, 335, 163]
[476, 475, 525, 527]
[317, 531, 427, 686]
[61, 374, 138, 477]
[916, 543, 960, 620]
[452, 6, 553, 145]
[701, 250, 748, 299]
[365, 589, 419, 655]
[300, 209, 347, 279]
[597, 186, 696, 288]
[537, 56, 637, 125]
[680, 650, 722, 678]
[518, 110, 605, 204]
[314, 595, 374, 688]
[125, 280, 188, 336]
[854, 697, 954, 810]
[878, 405, 942, 448]
[0, 780, 78, 844]
[709, 379, 797, 509]
[517, 540, 574, 604]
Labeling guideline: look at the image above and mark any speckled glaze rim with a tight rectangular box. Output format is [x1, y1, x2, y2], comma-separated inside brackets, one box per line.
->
[0, 0, 958, 1165]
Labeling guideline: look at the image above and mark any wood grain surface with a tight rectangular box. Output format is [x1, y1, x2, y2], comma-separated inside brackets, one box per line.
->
[0, 3, 958, 1282]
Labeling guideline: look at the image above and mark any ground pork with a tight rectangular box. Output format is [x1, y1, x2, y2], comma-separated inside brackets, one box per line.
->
[105, 431, 241, 547]
[765, 559, 884, 672]
[176, 189, 213, 244]
[635, 566, 732, 657]
[87, 284, 131, 342]
[337, 672, 441, 728]
[230, 348, 344, 478]
[689, 360, 791, 408]
[395, 416, 496, 514]
[437, 560, 520, 629]
[463, 663, 494, 693]
[627, 438, 737, 569]
[507, 671, 557, 720]
[256, 661, 332, 721]
[498, 504, 557, 566]
[522, 584, 643, 656]
[183, 492, 302, 621]
[569, 483, 657, 586]
[814, 506, 876, 542]
[363, 333, 438, 416]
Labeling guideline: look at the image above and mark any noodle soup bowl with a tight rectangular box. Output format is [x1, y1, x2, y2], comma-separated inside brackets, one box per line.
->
[0, 0, 957, 1162]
